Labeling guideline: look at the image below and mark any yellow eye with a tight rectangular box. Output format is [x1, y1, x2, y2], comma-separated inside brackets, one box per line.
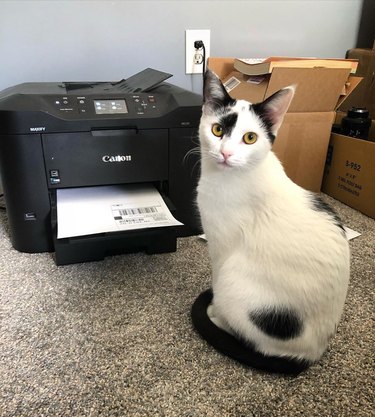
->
[243, 132, 258, 144]
[211, 123, 223, 137]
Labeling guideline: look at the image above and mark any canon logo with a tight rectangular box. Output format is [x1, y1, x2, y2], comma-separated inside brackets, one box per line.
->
[30, 127, 46, 132]
[102, 155, 132, 162]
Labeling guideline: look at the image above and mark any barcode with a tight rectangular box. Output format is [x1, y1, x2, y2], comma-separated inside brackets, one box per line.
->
[224, 76, 240, 92]
[118, 206, 159, 216]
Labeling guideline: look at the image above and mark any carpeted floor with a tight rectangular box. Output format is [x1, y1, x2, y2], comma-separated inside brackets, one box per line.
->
[1, 194, 374, 417]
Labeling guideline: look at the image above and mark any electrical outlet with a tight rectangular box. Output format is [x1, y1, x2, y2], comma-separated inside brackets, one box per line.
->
[185, 30, 210, 74]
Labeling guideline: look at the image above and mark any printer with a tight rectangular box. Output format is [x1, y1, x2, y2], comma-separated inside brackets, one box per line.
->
[0, 69, 202, 265]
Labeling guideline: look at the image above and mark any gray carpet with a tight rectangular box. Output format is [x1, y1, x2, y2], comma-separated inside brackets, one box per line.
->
[1, 194, 374, 417]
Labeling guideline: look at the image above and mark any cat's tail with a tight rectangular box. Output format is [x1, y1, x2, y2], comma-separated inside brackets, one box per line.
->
[191, 289, 311, 375]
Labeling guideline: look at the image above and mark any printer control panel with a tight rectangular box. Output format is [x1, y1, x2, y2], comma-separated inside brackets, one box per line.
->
[49, 94, 160, 118]
[130, 95, 158, 115]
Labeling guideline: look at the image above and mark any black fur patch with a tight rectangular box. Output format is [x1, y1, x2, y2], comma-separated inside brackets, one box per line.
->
[311, 194, 345, 235]
[251, 103, 276, 143]
[250, 307, 303, 340]
[219, 112, 238, 136]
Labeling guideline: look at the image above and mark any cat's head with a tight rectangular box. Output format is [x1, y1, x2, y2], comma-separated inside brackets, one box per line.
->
[199, 69, 295, 170]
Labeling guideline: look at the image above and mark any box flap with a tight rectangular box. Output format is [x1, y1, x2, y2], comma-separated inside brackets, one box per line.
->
[273, 112, 335, 192]
[207, 57, 235, 79]
[265, 67, 351, 112]
[222, 71, 268, 103]
[335, 76, 363, 109]
[340, 48, 374, 115]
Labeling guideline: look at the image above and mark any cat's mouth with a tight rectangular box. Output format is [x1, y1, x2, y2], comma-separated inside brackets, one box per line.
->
[218, 155, 240, 168]
[208, 150, 241, 168]
[218, 159, 232, 167]
[218, 158, 245, 169]
[209, 151, 231, 167]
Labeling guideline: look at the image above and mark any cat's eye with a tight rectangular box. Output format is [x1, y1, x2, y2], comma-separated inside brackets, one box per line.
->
[243, 132, 258, 144]
[211, 123, 223, 137]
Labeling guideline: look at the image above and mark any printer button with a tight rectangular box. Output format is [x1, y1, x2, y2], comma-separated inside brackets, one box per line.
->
[49, 170, 61, 184]
[24, 212, 37, 221]
[79, 108, 87, 114]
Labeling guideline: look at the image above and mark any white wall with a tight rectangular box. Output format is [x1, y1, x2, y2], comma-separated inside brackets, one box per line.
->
[0, 0, 363, 94]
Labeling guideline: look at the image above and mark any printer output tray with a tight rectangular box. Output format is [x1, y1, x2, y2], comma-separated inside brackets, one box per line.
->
[51, 191, 179, 265]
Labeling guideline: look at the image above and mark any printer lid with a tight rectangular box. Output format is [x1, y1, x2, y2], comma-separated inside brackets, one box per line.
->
[63, 68, 173, 94]
[0, 68, 173, 98]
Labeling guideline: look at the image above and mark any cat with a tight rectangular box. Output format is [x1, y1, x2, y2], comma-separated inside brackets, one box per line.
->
[193, 69, 350, 374]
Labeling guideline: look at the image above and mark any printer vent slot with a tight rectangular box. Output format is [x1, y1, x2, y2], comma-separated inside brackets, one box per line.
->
[91, 128, 138, 136]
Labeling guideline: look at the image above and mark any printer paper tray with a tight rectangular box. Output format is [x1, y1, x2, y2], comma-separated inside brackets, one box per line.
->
[50, 185, 180, 265]
[52, 227, 177, 265]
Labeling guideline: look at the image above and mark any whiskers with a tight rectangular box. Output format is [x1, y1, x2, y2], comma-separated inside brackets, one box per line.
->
[207, 150, 223, 162]
[183, 133, 201, 163]
[227, 157, 246, 168]
[183, 146, 201, 163]
[183, 146, 203, 176]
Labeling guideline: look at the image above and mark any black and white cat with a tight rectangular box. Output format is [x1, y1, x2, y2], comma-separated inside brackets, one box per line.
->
[194, 70, 350, 373]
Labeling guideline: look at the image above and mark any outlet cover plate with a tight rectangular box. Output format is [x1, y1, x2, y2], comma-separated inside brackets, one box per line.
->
[185, 29, 210, 74]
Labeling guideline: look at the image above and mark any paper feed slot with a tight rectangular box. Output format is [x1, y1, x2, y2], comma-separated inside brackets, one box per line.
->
[51, 184, 183, 265]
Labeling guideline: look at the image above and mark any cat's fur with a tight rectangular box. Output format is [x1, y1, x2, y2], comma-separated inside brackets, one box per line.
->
[196, 70, 350, 368]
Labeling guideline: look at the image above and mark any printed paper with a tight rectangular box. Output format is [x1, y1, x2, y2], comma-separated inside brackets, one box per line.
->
[56, 184, 183, 239]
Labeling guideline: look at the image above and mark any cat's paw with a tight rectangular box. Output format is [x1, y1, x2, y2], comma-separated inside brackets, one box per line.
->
[207, 303, 222, 327]
[207, 303, 215, 320]
[207, 303, 234, 335]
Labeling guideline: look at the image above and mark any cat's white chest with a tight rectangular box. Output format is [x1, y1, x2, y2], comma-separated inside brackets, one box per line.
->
[197, 171, 251, 247]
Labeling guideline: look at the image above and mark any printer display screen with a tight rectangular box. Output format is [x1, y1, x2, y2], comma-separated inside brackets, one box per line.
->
[94, 99, 128, 114]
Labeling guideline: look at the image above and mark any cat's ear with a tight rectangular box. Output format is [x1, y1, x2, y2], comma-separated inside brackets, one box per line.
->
[203, 69, 233, 110]
[256, 86, 295, 135]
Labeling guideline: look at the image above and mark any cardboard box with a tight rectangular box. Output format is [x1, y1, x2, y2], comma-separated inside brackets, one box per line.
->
[207, 57, 361, 192]
[321, 133, 375, 218]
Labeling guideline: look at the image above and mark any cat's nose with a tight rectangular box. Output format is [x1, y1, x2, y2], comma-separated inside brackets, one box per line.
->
[221, 149, 233, 161]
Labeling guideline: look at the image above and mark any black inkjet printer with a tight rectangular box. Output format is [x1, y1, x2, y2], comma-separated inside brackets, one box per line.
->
[0, 69, 202, 265]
